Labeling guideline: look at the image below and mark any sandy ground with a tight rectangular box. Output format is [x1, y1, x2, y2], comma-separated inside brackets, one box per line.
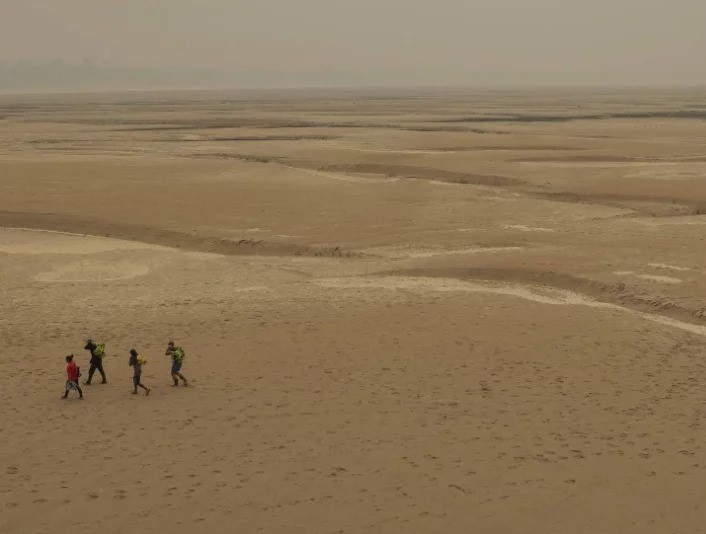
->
[1, 87, 706, 533]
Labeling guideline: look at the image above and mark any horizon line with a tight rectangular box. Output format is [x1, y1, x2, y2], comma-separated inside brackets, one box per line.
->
[2, 83, 706, 99]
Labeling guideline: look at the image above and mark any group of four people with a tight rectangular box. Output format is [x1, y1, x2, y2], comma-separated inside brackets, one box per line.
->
[62, 339, 188, 400]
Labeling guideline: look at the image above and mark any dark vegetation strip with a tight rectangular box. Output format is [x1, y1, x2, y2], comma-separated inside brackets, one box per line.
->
[430, 110, 706, 123]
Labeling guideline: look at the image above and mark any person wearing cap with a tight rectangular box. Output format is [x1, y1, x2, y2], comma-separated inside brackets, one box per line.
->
[128, 349, 150, 396]
[84, 339, 107, 385]
[165, 340, 188, 387]
[61, 354, 84, 400]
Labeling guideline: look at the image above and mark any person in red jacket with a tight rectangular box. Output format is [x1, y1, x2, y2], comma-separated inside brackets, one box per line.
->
[62, 354, 84, 400]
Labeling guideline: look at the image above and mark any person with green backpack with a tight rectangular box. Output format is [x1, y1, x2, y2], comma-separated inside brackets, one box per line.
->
[84, 339, 108, 385]
[165, 340, 188, 387]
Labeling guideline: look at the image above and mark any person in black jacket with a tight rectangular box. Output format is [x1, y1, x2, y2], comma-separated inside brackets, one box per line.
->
[84, 339, 107, 385]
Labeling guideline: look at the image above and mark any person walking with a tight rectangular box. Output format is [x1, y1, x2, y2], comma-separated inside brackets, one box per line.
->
[129, 349, 150, 396]
[84, 339, 107, 385]
[61, 354, 84, 400]
[165, 340, 188, 387]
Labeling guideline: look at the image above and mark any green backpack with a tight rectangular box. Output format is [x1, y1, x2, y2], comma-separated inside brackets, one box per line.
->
[172, 347, 185, 363]
[94, 342, 106, 359]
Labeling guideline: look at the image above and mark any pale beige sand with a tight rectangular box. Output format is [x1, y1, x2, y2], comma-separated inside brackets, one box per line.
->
[1, 88, 706, 534]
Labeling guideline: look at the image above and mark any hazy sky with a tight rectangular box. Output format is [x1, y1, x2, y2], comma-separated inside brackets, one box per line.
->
[2, 0, 705, 86]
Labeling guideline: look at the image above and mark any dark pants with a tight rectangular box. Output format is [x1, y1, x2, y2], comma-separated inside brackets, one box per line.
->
[133, 373, 149, 394]
[87, 360, 106, 383]
[63, 381, 83, 398]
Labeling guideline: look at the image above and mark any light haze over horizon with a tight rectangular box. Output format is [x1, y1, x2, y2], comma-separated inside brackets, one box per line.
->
[1, 0, 705, 91]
